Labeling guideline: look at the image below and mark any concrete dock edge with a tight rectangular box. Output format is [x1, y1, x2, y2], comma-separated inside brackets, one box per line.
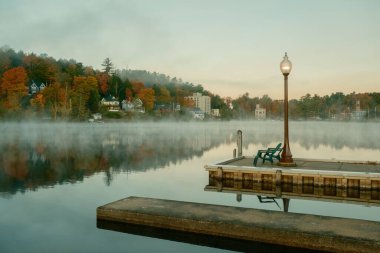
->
[97, 196, 380, 253]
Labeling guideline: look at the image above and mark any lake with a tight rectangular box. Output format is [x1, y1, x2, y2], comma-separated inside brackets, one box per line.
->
[0, 121, 379, 252]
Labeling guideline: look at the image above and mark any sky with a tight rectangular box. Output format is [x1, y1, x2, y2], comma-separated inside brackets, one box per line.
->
[0, 0, 379, 99]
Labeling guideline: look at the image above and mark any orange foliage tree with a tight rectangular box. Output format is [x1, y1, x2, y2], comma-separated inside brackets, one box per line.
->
[0, 67, 28, 110]
[97, 73, 108, 95]
[131, 81, 144, 95]
[30, 93, 45, 112]
[125, 88, 133, 101]
[137, 88, 155, 111]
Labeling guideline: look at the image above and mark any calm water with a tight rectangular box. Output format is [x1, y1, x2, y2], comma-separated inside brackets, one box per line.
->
[0, 121, 379, 252]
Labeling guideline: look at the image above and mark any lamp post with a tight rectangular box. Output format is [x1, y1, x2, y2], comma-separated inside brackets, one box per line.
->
[279, 53, 296, 166]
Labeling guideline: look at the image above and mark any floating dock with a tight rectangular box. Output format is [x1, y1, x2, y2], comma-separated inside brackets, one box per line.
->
[205, 157, 380, 192]
[97, 196, 380, 253]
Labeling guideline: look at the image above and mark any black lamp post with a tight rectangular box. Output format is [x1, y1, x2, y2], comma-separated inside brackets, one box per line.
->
[279, 53, 296, 166]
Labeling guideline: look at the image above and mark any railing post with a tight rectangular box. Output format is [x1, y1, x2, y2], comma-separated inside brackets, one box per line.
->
[237, 130, 242, 157]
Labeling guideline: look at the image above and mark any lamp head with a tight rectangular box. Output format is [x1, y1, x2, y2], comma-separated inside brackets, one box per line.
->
[280, 52, 292, 75]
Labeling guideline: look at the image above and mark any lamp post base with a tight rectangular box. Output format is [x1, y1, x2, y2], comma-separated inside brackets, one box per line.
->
[277, 162, 297, 167]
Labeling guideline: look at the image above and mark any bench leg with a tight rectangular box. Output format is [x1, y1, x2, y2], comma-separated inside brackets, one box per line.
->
[253, 156, 259, 166]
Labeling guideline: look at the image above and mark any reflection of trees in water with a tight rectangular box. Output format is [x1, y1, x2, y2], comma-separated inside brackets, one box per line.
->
[0, 121, 379, 194]
[0, 123, 233, 194]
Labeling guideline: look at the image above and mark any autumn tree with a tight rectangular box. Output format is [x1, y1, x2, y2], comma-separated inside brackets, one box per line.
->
[131, 81, 145, 96]
[96, 73, 108, 96]
[137, 88, 155, 111]
[30, 93, 45, 113]
[42, 83, 67, 119]
[70, 76, 99, 119]
[23, 54, 58, 84]
[125, 88, 133, 101]
[0, 67, 28, 110]
[155, 86, 171, 104]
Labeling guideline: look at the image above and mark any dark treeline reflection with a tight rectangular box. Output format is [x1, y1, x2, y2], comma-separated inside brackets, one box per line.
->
[0, 122, 233, 194]
[0, 121, 379, 195]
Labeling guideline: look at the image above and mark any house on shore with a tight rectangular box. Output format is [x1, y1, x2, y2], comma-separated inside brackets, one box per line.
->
[29, 81, 47, 95]
[121, 98, 145, 113]
[101, 96, 120, 111]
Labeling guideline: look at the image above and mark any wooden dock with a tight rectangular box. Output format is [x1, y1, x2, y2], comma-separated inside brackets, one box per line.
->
[205, 157, 380, 192]
[97, 196, 380, 253]
[205, 157, 380, 205]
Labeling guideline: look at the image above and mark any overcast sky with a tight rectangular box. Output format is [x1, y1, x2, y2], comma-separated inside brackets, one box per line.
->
[1, 0, 379, 99]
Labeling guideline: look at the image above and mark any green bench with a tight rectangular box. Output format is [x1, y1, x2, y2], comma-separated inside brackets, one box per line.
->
[253, 143, 283, 166]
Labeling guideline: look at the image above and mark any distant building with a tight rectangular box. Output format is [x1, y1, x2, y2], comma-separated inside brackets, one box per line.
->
[92, 113, 102, 120]
[133, 98, 145, 113]
[101, 96, 119, 111]
[351, 100, 367, 120]
[121, 100, 134, 111]
[185, 93, 211, 114]
[211, 109, 220, 117]
[224, 97, 233, 110]
[121, 98, 145, 113]
[190, 108, 205, 120]
[29, 81, 46, 95]
[255, 104, 266, 119]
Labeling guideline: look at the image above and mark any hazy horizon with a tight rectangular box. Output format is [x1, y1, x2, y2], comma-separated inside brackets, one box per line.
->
[1, 0, 379, 99]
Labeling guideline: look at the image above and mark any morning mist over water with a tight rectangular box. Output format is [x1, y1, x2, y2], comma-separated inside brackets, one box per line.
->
[0, 121, 379, 195]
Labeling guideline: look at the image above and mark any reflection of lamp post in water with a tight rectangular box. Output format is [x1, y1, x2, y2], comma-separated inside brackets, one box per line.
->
[279, 53, 296, 166]
[282, 198, 290, 212]
[236, 193, 242, 202]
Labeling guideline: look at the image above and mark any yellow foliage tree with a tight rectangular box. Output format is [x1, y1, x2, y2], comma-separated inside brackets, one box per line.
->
[42, 83, 67, 119]
[71, 76, 99, 119]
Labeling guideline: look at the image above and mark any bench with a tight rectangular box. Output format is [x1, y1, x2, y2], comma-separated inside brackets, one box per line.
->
[253, 143, 282, 166]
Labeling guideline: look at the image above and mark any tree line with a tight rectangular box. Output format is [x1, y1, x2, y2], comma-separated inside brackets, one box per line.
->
[231, 92, 380, 120]
[0, 46, 379, 121]
[0, 46, 209, 120]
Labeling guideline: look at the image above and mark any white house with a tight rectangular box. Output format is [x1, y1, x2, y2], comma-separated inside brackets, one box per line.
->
[101, 96, 119, 111]
[121, 98, 145, 113]
[121, 100, 134, 111]
[255, 104, 266, 119]
[29, 81, 47, 95]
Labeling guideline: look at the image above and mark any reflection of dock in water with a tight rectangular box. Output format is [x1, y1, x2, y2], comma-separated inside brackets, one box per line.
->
[205, 177, 380, 206]
[205, 157, 380, 202]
